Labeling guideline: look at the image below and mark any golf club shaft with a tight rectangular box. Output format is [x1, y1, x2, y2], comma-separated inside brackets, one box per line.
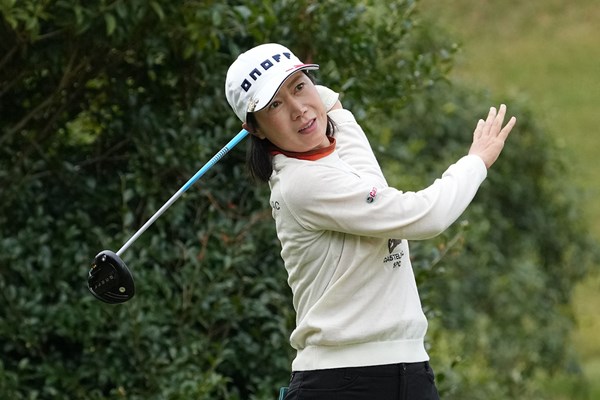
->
[116, 129, 250, 257]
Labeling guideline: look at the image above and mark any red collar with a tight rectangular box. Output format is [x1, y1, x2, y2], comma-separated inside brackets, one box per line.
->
[269, 137, 336, 161]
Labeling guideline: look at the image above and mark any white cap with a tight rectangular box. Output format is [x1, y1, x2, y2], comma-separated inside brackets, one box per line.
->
[225, 43, 319, 122]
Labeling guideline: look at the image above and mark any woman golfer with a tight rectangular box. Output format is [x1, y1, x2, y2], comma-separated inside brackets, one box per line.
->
[225, 43, 516, 400]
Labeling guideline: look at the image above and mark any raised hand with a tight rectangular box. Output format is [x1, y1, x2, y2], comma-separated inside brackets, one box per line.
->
[468, 104, 517, 168]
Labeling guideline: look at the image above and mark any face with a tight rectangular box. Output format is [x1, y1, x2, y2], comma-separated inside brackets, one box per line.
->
[246, 71, 329, 153]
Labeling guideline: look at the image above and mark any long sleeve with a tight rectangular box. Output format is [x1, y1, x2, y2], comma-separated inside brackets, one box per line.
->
[278, 152, 486, 240]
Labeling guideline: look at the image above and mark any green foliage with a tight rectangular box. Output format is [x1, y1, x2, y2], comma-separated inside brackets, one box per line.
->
[380, 83, 599, 398]
[0, 0, 597, 399]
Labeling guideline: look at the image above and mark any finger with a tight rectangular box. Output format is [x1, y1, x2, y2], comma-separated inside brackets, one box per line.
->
[482, 106, 497, 136]
[491, 104, 507, 135]
[473, 119, 485, 139]
[498, 116, 517, 141]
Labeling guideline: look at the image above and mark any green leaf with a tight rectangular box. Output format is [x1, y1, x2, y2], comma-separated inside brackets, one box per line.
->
[104, 13, 116, 36]
[150, 1, 165, 20]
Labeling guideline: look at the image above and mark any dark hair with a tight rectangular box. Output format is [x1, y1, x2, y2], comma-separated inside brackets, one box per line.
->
[246, 114, 336, 182]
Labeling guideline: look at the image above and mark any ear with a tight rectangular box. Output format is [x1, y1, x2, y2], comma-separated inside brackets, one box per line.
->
[242, 122, 266, 139]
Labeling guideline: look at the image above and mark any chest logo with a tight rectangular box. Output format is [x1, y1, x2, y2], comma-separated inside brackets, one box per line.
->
[383, 239, 405, 269]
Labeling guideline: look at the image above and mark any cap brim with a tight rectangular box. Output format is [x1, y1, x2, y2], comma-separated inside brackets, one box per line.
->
[249, 63, 319, 115]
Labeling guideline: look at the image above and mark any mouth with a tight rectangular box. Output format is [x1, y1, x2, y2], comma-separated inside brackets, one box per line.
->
[298, 118, 317, 134]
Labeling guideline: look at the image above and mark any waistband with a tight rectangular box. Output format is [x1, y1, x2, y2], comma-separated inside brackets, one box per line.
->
[292, 338, 429, 371]
[293, 361, 432, 378]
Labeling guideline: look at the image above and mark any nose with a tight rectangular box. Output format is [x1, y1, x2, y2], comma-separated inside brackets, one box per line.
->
[290, 98, 307, 120]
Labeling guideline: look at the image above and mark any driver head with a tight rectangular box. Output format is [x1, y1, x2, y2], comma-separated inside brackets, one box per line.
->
[88, 250, 135, 304]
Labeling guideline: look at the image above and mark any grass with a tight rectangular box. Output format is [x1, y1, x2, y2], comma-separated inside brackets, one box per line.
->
[417, 0, 600, 398]
[418, 0, 600, 228]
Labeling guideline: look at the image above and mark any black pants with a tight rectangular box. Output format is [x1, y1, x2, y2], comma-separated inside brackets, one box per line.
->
[284, 362, 440, 400]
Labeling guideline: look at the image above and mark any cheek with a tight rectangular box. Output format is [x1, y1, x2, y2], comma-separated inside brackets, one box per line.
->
[318, 110, 329, 133]
[266, 117, 288, 139]
[254, 113, 279, 139]
[256, 118, 290, 145]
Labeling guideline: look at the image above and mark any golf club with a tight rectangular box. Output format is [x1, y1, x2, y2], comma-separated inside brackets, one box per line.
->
[88, 128, 250, 304]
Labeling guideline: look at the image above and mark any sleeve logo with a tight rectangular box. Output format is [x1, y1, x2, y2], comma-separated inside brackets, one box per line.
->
[366, 187, 378, 203]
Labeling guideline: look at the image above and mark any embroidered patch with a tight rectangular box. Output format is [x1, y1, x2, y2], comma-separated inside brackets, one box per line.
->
[366, 187, 378, 203]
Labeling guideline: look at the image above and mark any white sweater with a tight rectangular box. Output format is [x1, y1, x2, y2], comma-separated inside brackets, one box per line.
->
[268, 108, 487, 371]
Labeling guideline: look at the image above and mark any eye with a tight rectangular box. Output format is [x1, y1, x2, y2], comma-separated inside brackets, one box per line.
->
[268, 100, 281, 110]
[295, 82, 305, 92]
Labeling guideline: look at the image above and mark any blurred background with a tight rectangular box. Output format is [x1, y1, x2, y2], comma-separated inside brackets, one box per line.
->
[1, 0, 599, 399]
[419, 0, 600, 397]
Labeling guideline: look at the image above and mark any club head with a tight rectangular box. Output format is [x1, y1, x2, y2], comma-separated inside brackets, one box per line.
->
[88, 250, 135, 304]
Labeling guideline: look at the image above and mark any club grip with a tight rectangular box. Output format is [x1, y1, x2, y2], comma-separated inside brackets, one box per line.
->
[182, 129, 249, 192]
